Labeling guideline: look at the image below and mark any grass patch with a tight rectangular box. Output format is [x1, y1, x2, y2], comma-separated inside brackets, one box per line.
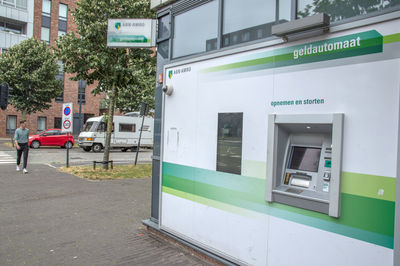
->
[59, 164, 152, 180]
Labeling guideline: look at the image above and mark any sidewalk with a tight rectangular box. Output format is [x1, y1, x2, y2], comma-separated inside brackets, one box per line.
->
[0, 163, 212, 265]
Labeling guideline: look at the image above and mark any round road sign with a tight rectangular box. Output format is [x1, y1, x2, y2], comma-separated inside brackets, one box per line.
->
[63, 119, 71, 129]
[64, 107, 71, 116]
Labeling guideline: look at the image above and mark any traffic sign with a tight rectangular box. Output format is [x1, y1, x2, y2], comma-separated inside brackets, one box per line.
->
[62, 103, 73, 133]
[64, 107, 71, 116]
[63, 119, 71, 129]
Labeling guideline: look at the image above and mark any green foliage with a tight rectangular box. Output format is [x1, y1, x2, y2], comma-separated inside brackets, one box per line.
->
[0, 38, 62, 117]
[297, 0, 400, 21]
[54, 0, 156, 111]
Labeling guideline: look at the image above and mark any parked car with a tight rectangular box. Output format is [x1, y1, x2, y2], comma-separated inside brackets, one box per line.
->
[29, 129, 74, 149]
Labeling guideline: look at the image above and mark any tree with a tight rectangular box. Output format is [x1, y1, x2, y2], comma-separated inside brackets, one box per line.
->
[55, 0, 156, 169]
[0, 38, 63, 120]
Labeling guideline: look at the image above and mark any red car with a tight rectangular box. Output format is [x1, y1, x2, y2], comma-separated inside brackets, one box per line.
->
[29, 129, 74, 149]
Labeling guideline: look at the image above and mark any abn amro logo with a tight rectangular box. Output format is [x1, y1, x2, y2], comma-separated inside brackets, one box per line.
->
[168, 70, 173, 79]
[115, 22, 121, 30]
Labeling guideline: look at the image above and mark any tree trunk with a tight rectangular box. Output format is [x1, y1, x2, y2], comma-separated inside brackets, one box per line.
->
[102, 86, 116, 170]
[21, 111, 27, 121]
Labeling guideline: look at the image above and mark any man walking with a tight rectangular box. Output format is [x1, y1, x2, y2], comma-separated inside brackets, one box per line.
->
[14, 120, 29, 174]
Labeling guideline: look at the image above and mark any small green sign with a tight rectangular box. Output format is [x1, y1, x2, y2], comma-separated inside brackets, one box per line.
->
[325, 160, 332, 168]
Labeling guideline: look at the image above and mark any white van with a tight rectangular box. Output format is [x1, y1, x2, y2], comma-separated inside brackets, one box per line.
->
[78, 115, 154, 152]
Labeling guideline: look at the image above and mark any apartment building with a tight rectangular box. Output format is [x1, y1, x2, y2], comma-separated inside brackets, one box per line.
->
[0, 0, 33, 53]
[0, 0, 105, 137]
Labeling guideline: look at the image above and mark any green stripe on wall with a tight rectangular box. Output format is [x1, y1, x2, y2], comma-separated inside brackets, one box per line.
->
[383, 33, 400, 44]
[200, 30, 383, 74]
[162, 162, 395, 248]
[342, 172, 396, 202]
[242, 160, 267, 179]
[241, 160, 397, 202]
[163, 186, 394, 249]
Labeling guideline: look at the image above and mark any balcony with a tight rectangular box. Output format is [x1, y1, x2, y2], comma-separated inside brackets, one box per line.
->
[1, 0, 27, 10]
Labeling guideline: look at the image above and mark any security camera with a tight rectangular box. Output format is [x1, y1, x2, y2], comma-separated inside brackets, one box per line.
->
[162, 84, 173, 96]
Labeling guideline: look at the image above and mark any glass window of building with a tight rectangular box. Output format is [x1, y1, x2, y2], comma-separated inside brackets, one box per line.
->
[59, 4, 67, 19]
[16, 0, 27, 9]
[58, 4, 67, 37]
[216, 113, 243, 175]
[2, 0, 26, 9]
[297, 0, 400, 22]
[55, 61, 64, 102]
[172, 0, 218, 58]
[158, 14, 170, 40]
[41, 27, 50, 42]
[0, 21, 25, 34]
[42, 0, 51, 15]
[279, 0, 292, 22]
[222, 0, 277, 47]
[54, 117, 62, 129]
[42, 0, 51, 43]
[37, 117, 47, 132]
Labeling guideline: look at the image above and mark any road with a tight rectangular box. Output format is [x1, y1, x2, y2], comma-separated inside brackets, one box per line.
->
[0, 139, 153, 167]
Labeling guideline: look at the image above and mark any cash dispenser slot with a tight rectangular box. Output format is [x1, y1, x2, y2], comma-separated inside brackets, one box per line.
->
[290, 173, 311, 188]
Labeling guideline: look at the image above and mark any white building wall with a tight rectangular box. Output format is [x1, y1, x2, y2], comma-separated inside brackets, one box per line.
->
[0, 0, 34, 51]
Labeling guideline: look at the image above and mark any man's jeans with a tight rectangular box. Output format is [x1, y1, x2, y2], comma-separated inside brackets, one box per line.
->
[17, 143, 29, 169]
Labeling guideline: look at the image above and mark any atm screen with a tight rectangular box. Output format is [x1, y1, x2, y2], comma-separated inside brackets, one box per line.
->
[288, 146, 321, 172]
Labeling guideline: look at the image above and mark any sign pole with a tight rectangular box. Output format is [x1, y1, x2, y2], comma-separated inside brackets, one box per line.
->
[62, 103, 73, 168]
[135, 115, 145, 166]
[66, 132, 70, 167]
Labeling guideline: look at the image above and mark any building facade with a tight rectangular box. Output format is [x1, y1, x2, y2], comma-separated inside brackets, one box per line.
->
[0, 0, 105, 138]
[148, 1, 400, 266]
[0, 0, 33, 53]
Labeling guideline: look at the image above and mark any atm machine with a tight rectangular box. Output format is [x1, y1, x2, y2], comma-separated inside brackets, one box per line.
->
[266, 114, 344, 217]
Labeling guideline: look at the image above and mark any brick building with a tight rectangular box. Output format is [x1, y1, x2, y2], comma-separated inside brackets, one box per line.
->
[0, 0, 106, 138]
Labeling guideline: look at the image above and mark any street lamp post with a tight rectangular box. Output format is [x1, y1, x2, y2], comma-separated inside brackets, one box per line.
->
[78, 80, 86, 132]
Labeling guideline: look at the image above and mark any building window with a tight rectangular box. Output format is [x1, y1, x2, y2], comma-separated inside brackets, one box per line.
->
[119, 123, 136, 132]
[297, 0, 400, 22]
[158, 14, 170, 40]
[54, 117, 62, 129]
[37, 117, 47, 132]
[223, 0, 276, 47]
[6, 115, 17, 135]
[78, 80, 86, 104]
[172, 0, 218, 58]
[216, 113, 243, 175]
[55, 61, 64, 102]
[41, 0, 51, 43]
[1, 0, 27, 9]
[222, 0, 293, 47]
[42, 0, 51, 14]
[58, 4, 67, 37]
[41, 27, 50, 42]
[16, 0, 27, 9]
[0, 20, 25, 34]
